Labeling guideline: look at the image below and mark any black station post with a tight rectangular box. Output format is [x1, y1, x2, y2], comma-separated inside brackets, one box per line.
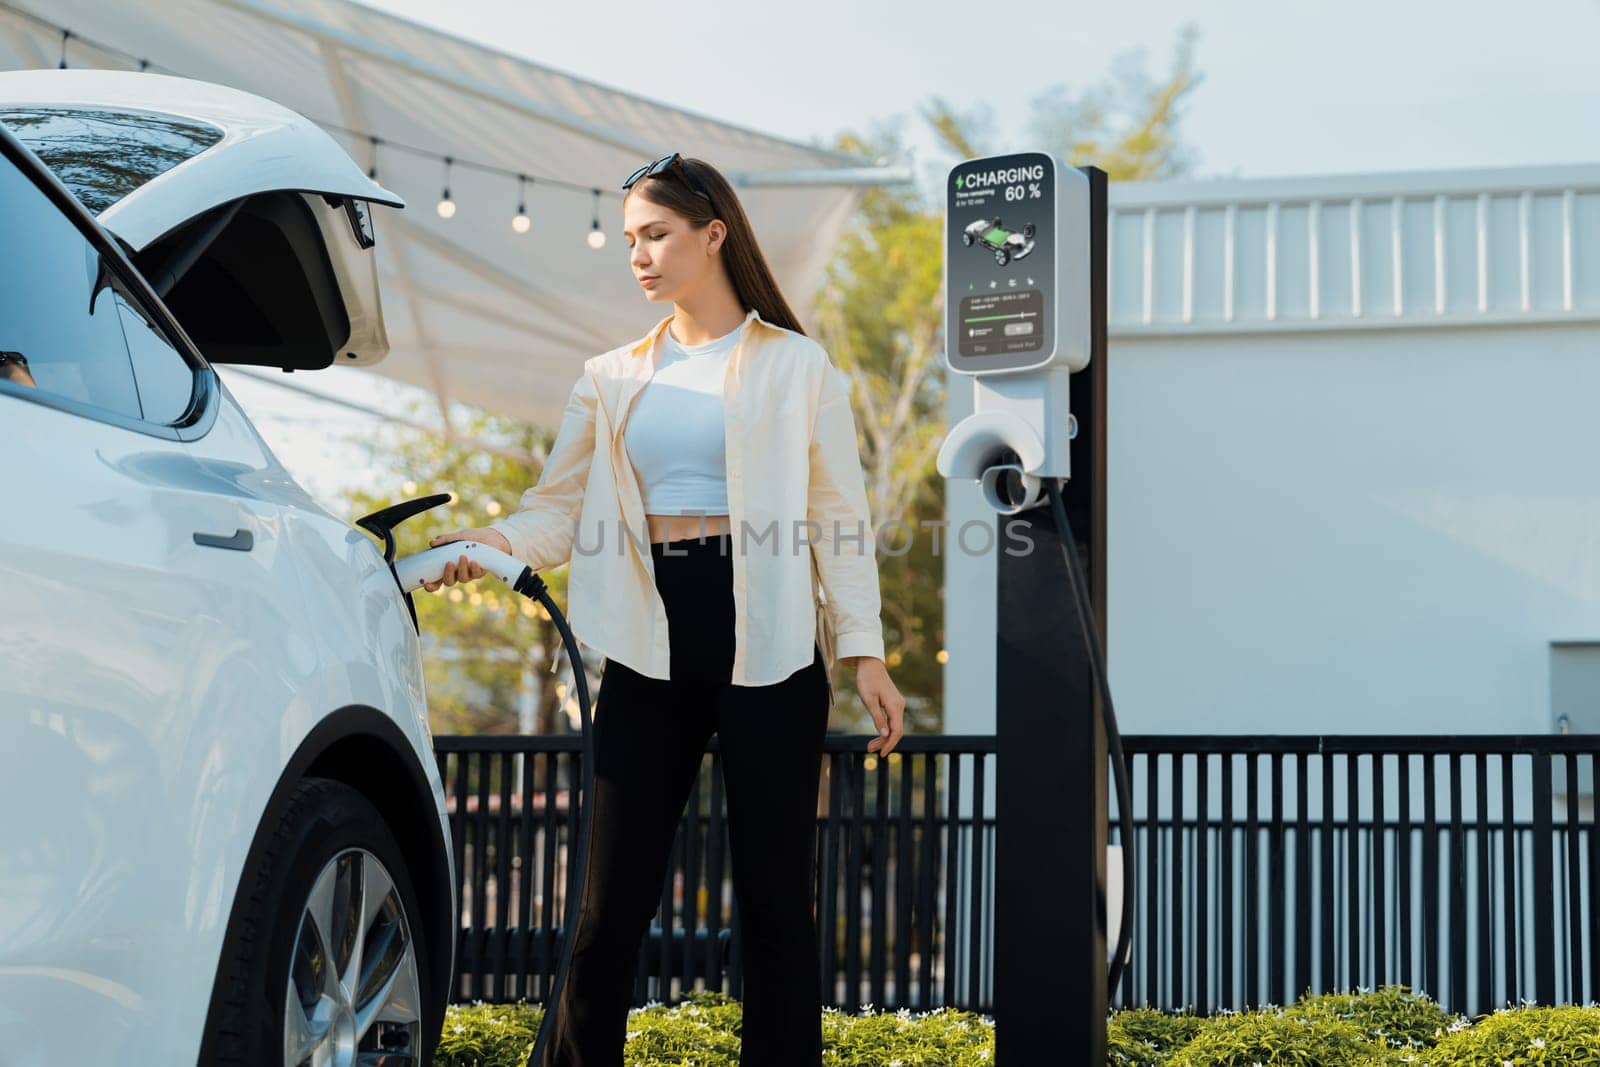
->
[937, 156, 1109, 1060]
[991, 164, 1108, 1061]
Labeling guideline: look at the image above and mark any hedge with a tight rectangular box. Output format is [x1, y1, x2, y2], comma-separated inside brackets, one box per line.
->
[434, 985, 1600, 1065]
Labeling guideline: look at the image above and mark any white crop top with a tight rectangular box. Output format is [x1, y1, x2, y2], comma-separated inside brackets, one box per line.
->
[622, 319, 745, 515]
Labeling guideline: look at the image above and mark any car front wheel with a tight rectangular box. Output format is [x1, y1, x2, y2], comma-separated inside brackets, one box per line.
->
[200, 777, 432, 1067]
[994, 248, 1010, 266]
[962, 232, 974, 246]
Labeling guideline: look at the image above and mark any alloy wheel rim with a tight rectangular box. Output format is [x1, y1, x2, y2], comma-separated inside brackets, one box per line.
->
[283, 847, 422, 1067]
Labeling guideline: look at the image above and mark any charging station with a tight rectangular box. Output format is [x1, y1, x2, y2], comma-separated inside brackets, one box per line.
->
[937, 152, 1117, 1062]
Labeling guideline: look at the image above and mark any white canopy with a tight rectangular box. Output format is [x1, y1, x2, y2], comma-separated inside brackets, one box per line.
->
[0, 0, 909, 431]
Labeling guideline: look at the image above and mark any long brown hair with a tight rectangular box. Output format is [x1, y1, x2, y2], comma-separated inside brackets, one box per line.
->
[624, 157, 806, 336]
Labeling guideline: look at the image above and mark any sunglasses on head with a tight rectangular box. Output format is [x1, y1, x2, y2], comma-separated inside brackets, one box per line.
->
[622, 152, 712, 200]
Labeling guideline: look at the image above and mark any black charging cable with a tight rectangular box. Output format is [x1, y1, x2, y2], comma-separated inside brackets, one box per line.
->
[1043, 477, 1136, 995]
[511, 570, 595, 1067]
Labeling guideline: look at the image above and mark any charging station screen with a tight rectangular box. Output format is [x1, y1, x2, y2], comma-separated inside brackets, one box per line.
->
[947, 152, 1054, 360]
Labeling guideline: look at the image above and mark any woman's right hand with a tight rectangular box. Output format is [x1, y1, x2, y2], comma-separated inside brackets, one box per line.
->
[422, 528, 513, 592]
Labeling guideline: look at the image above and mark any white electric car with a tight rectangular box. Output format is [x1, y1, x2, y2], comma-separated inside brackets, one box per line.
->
[0, 71, 455, 1066]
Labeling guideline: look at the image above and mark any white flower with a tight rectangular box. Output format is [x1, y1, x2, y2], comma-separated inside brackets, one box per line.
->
[1532, 1038, 1546, 1048]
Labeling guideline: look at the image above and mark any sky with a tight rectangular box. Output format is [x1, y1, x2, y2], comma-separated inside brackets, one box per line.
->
[222, 0, 1600, 504]
[362, 0, 1600, 179]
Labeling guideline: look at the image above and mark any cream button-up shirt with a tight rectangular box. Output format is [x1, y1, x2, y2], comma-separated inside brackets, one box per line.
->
[488, 306, 886, 688]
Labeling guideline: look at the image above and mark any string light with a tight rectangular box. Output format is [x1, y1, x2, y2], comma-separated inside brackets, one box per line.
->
[435, 156, 456, 219]
[511, 174, 531, 234]
[12, 6, 668, 247]
[586, 188, 606, 249]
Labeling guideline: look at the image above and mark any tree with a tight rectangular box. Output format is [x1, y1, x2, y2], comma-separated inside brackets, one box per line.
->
[923, 24, 1202, 180]
[812, 118, 949, 732]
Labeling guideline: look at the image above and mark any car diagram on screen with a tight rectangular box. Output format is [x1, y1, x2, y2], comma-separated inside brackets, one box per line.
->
[962, 216, 1036, 266]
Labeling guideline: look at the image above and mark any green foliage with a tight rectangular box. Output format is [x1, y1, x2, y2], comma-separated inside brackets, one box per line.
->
[821, 1002, 996, 1066]
[436, 993, 997, 1067]
[437, 989, 1600, 1065]
[1162, 1007, 1395, 1066]
[436, 1000, 545, 1066]
[607, 990, 746, 1065]
[1109, 1024, 1168, 1067]
[814, 126, 948, 721]
[1108, 1007, 1205, 1065]
[1426, 1004, 1600, 1065]
[1103, 990, 1600, 1066]
[1287, 985, 1460, 1051]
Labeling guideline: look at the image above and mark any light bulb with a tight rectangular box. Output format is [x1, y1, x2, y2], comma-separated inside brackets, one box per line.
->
[512, 176, 533, 235]
[587, 188, 605, 249]
[436, 195, 456, 219]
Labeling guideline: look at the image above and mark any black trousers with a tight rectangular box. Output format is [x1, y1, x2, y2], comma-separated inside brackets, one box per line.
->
[536, 532, 831, 1067]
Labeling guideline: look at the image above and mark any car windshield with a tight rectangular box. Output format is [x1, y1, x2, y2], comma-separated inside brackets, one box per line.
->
[0, 105, 223, 214]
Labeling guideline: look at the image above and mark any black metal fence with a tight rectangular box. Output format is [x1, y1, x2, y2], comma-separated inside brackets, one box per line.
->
[1115, 735, 1600, 1017]
[433, 733, 998, 1013]
[435, 732, 1600, 1018]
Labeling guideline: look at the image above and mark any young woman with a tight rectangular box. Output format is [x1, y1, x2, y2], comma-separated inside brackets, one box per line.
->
[425, 152, 906, 1066]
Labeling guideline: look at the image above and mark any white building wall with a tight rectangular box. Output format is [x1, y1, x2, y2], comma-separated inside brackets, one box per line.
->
[944, 164, 1600, 736]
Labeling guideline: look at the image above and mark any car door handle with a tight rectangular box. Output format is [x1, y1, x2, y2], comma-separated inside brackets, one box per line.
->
[193, 528, 253, 552]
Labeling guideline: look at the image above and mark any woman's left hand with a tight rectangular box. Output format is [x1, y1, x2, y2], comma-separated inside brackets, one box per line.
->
[855, 658, 906, 757]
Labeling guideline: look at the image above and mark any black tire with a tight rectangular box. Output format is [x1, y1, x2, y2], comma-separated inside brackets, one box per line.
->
[1023, 223, 1035, 239]
[962, 232, 974, 246]
[995, 248, 1009, 267]
[197, 777, 438, 1067]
